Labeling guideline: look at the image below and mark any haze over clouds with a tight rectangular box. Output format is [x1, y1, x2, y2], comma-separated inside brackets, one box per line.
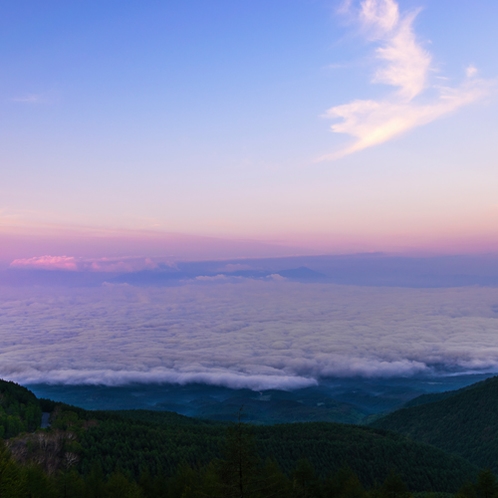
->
[1, 281, 498, 391]
[319, 0, 492, 160]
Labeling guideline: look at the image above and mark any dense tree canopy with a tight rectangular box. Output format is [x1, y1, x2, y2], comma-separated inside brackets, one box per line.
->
[0, 378, 496, 498]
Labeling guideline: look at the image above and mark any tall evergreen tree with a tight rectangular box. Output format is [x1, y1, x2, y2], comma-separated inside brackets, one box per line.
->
[218, 412, 260, 498]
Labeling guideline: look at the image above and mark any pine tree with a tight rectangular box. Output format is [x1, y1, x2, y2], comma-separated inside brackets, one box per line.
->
[218, 409, 260, 498]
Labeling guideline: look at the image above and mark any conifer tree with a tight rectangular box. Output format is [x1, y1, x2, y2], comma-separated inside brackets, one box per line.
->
[476, 470, 498, 498]
[218, 409, 259, 498]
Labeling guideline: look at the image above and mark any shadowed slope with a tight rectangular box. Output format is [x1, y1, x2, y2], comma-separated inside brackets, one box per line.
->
[372, 376, 498, 471]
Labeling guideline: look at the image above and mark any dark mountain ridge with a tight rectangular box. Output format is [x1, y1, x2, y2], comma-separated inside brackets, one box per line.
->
[371, 375, 498, 471]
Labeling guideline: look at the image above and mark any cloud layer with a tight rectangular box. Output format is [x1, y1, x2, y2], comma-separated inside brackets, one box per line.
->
[320, 0, 492, 160]
[1, 281, 498, 390]
[10, 256, 158, 273]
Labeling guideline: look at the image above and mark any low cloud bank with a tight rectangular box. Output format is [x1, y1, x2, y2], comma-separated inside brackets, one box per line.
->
[0, 368, 316, 391]
[10, 256, 158, 273]
[1, 282, 498, 390]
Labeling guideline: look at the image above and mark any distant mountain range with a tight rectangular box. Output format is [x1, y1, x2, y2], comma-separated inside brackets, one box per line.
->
[3, 253, 498, 287]
[27, 374, 492, 424]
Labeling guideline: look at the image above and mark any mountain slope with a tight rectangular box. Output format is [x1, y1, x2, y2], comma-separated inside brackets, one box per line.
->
[0, 379, 42, 438]
[371, 375, 498, 471]
[0, 378, 480, 493]
[105, 409, 478, 492]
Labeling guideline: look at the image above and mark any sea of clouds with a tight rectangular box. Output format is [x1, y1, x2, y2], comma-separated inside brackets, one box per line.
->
[1, 280, 498, 390]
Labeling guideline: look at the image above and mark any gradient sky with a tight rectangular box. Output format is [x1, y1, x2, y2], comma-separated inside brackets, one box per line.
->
[1, 0, 498, 262]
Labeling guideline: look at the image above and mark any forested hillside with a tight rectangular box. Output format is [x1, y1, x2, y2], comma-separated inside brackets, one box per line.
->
[0, 379, 42, 438]
[79, 409, 478, 491]
[372, 376, 498, 471]
[0, 378, 496, 497]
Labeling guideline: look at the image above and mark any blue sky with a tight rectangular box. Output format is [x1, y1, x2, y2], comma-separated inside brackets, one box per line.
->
[1, 0, 497, 262]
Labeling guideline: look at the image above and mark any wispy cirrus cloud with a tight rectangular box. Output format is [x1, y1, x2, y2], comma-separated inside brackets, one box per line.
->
[319, 0, 493, 160]
[10, 94, 44, 104]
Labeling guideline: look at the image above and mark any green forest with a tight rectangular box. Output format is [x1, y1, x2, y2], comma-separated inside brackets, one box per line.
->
[1, 377, 498, 498]
[372, 376, 498, 472]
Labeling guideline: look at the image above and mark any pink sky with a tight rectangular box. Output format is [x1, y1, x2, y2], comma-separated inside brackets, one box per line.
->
[1, 219, 498, 270]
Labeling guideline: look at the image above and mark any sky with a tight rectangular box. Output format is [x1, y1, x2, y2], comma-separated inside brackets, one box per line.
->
[2, 0, 498, 391]
[1, 0, 498, 264]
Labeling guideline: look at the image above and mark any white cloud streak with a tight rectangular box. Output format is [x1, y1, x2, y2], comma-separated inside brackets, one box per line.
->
[11, 94, 43, 104]
[10, 255, 158, 273]
[319, 0, 492, 160]
[1, 282, 498, 390]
